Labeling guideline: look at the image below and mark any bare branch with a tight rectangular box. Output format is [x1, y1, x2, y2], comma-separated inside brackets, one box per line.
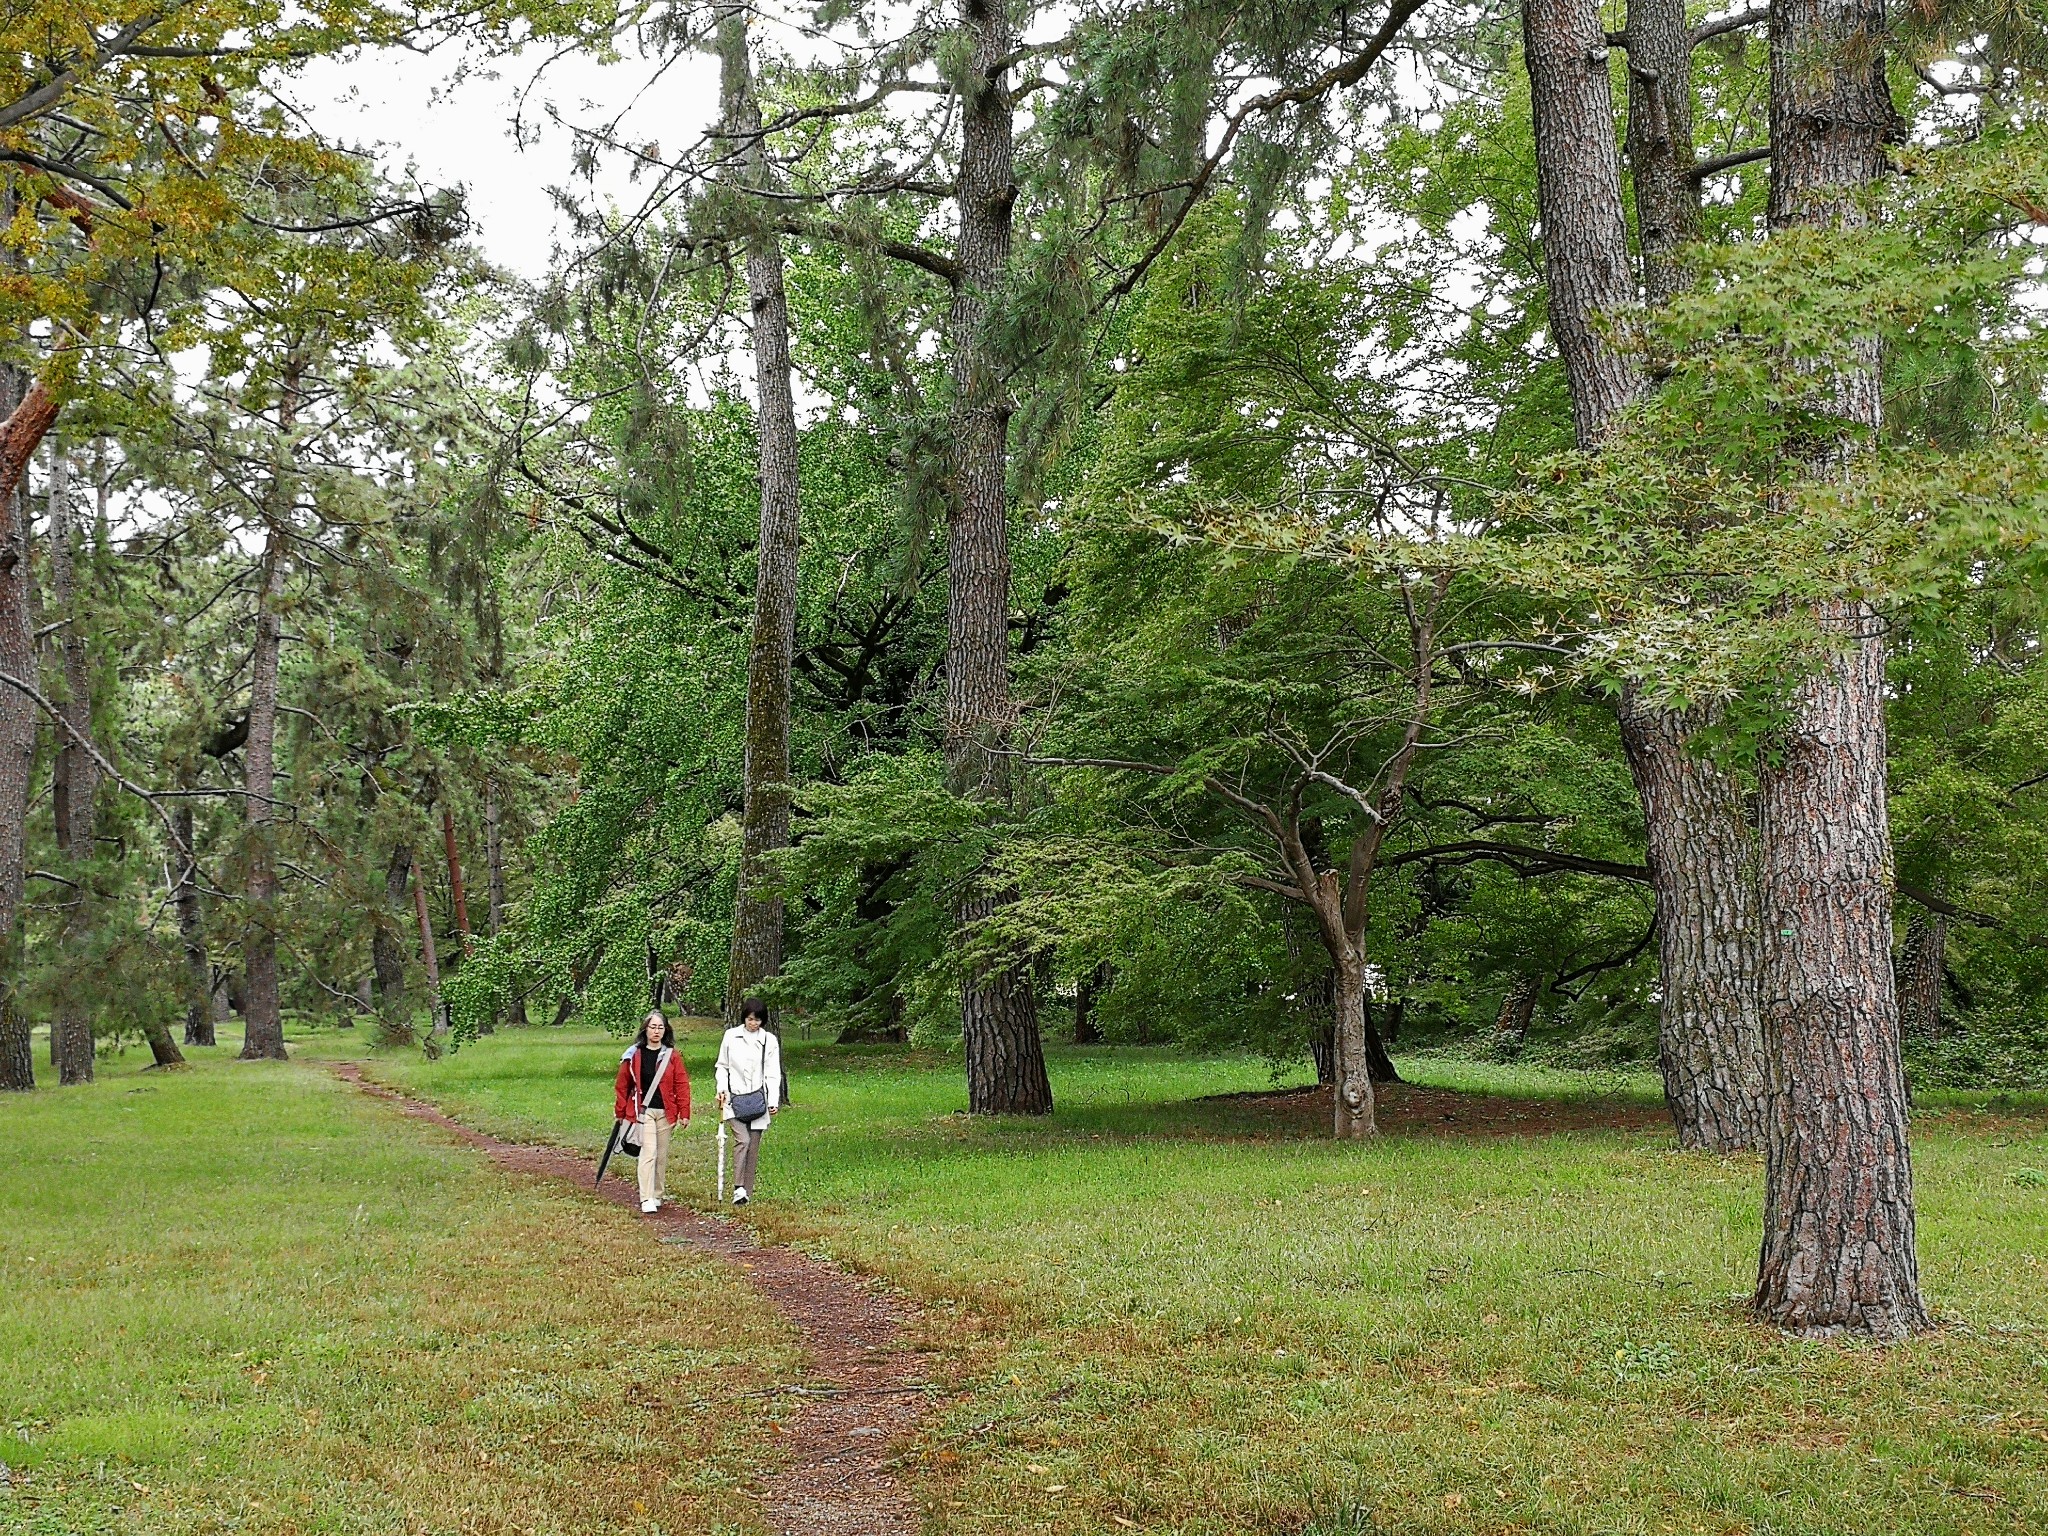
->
[1689, 6, 1769, 46]
[1689, 145, 1771, 182]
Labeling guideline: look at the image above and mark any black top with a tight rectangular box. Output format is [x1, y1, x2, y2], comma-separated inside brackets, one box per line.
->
[639, 1046, 665, 1111]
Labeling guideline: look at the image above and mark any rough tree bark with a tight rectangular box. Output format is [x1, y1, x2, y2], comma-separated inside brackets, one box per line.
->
[946, 0, 1052, 1115]
[0, 364, 38, 1090]
[175, 804, 214, 1046]
[1897, 912, 1944, 1040]
[1622, 0, 1703, 306]
[46, 436, 100, 1081]
[238, 367, 299, 1062]
[1522, 0, 1641, 444]
[1749, 0, 1929, 1338]
[1524, 0, 1767, 1150]
[716, 4, 804, 1025]
[237, 523, 289, 1060]
[1620, 700, 1768, 1149]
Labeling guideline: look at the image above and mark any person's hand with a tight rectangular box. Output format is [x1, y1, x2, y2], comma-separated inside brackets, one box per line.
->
[716, 1091, 727, 1109]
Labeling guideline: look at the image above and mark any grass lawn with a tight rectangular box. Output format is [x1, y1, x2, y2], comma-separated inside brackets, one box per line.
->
[326, 1022, 2048, 1536]
[0, 1027, 794, 1535]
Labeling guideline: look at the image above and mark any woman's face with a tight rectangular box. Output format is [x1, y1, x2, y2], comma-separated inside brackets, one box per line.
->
[743, 1012, 764, 1032]
[645, 1015, 666, 1046]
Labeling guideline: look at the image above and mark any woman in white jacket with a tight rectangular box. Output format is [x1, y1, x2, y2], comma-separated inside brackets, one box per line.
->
[715, 999, 782, 1206]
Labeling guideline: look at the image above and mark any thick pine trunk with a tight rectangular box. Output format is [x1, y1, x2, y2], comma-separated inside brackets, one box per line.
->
[946, 0, 1050, 1116]
[0, 365, 37, 1091]
[1754, 606, 1927, 1336]
[1522, 0, 1641, 445]
[1331, 949, 1377, 1138]
[1622, 0, 1703, 305]
[0, 997, 27, 1089]
[1751, 0, 1927, 1338]
[48, 436, 99, 1082]
[1620, 699, 1767, 1150]
[176, 805, 213, 1046]
[718, 6, 804, 1024]
[238, 526, 288, 1061]
[1526, 2, 1769, 1152]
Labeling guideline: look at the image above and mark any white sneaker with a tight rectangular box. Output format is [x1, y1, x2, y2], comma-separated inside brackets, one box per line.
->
[733, 1187, 749, 1206]
[640, 1199, 659, 1213]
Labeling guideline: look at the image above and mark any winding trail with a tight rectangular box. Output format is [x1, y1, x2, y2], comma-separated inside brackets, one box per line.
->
[328, 1062, 933, 1536]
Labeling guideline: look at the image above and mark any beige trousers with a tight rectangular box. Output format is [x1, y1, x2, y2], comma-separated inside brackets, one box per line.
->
[636, 1109, 673, 1203]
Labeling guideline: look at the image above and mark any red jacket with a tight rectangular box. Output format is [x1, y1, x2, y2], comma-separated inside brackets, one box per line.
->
[615, 1046, 690, 1122]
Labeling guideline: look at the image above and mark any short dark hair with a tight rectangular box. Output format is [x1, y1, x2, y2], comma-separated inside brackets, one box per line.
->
[739, 998, 769, 1025]
[634, 1010, 670, 1050]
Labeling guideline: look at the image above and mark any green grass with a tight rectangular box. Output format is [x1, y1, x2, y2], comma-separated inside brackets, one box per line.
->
[324, 1022, 2048, 1536]
[0, 1028, 794, 1535]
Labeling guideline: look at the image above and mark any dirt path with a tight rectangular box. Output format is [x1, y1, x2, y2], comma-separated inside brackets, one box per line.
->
[328, 1062, 932, 1536]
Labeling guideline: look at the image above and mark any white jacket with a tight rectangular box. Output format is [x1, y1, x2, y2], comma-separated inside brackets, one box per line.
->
[715, 1025, 781, 1127]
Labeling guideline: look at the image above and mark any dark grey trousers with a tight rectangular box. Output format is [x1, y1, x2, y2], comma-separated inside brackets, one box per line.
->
[731, 1124, 764, 1192]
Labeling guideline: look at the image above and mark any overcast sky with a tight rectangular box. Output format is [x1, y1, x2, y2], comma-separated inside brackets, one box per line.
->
[299, 38, 724, 282]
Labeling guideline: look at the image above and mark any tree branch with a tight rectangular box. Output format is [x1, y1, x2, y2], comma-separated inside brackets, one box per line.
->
[1689, 6, 1769, 46]
[1689, 144, 1771, 182]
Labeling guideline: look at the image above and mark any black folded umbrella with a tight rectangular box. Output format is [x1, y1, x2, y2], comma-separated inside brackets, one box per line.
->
[595, 1119, 625, 1186]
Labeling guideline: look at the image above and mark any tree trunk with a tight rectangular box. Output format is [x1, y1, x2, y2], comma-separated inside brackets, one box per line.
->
[1309, 1016, 1335, 1084]
[0, 995, 27, 1090]
[946, 0, 1051, 1117]
[0, 364, 37, 1091]
[1619, 699, 1767, 1150]
[1522, 0, 1641, 446]
[140, 1014, 186, 1070]
[373, 843, 411, 1020]
[47, 435, 98, 1082]
[1331, 949, 1377, 1138]
[238, 522, 288, 1061]
[1073, 961, 1107, 1044]
[1526, 5, 1769, 1153]
[176, 805, 214, 1046]
[485, 780, 508, 937]
[441, 803, 472, 946]
[412, 848, 447, 1037]
[717, 6, 804, 1027]
[1897, 912, 1944, 1041]
[484, 777, 525, 1026]
[1622, 0, 1703, 305]
[1490, 974, 1538, 1061]
[1754, 610, 1927, 1336]
[1360, 996, 1401, 1082]
[1750, 0, 1928, 1341]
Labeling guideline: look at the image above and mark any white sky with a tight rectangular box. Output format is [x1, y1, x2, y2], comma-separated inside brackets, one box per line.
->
[298, 38, 723, 281]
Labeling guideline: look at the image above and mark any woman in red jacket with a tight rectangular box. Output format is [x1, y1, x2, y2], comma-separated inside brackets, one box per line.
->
[614, 1010, 690, 1213]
